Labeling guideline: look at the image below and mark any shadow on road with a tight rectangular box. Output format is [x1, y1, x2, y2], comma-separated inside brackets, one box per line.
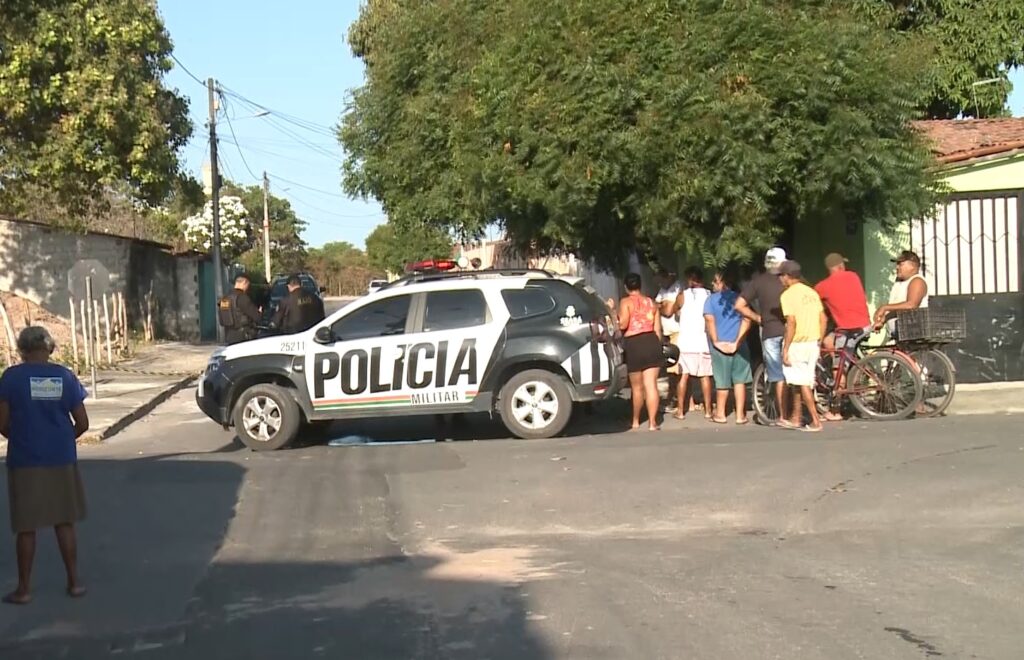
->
[0, 454, 555, 659]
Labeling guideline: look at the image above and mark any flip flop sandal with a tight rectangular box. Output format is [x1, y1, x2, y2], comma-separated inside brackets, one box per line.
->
[777, 420, 801, 430]
[2, 592, 31, 606]
[802, 425, 824, 433]
[67, 586, 87, 598]
[710, 417, 729, 424]
[736, 419, 750, 425]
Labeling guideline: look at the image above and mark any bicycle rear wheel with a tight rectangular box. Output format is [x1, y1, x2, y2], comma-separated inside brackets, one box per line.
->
[908, 348, 956, 417]
[847, 351, 923, 420]
[752, 363, 782, 426]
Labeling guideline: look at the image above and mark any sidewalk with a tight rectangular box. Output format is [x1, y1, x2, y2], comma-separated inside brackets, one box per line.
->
[0, 342, 213, 455]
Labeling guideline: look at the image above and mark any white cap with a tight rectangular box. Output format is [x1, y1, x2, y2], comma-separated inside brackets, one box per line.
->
[764, 247, 787, 272]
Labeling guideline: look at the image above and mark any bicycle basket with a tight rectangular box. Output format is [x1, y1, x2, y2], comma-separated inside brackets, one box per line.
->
[895, 309, 966, 342]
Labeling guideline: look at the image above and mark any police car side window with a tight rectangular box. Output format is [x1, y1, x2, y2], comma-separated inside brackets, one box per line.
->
[501, 287, 556, 319]
[332, 295, 410, 340]
[423, 290, 488, 332]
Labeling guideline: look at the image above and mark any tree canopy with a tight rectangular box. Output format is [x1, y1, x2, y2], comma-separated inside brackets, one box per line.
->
[342, 0, 941, 268]
[874, 0, 1024, 119]
[365, 223, 454, 275]
[224, 182, 309, 279]
[0, 0, 192, 217]
[306, 242, 382, 297]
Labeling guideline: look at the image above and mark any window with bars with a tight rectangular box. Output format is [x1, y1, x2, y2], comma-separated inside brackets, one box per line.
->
[910, 192, 1021, 296]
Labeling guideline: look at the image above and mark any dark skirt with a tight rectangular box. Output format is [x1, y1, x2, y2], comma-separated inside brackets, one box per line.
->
[624, 332, 663, 373]
[7, 464, 87, 533]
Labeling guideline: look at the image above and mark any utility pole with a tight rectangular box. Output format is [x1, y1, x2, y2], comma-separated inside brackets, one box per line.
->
[263, 171, 272, 282]
[207, 78, 224, 342]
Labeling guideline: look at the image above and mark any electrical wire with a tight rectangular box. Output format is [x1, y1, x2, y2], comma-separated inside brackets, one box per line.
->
[218, 85, 338, 138]
[170, 53, 207, 89]
[218, 93, 262, 182]
[267, 174, 348, 199]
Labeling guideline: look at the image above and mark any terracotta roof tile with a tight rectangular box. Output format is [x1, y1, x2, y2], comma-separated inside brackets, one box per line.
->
[912, 118, 1024, 162]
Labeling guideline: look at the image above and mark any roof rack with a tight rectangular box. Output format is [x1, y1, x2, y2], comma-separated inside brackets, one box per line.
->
[380, 268, 556, 290]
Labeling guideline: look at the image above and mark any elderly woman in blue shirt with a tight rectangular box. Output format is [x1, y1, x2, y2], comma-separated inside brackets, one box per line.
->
[0, 326, 89, 605]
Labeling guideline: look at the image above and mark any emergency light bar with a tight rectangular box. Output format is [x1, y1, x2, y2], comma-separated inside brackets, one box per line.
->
[405, 259, 457, 273]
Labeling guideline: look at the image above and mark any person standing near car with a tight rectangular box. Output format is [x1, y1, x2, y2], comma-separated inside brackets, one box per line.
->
[778, 261, 827, 433]
[0, 327, 90, 605]
[218, 274, 262, 345]
[608, 273, 663, 431]
[272, 275, 326, 334]
[736, 247, 788, 423]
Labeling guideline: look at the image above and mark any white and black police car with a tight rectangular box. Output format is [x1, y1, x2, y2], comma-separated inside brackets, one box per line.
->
[196, 261, 627, 450]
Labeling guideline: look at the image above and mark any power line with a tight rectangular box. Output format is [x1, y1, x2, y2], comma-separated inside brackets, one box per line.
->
[268, 174, 349, 200]
[218, 85, 338, 138]
[218, 93, 261, 182]
[169, 53, 207, 89]
[286, 193, 386, 221]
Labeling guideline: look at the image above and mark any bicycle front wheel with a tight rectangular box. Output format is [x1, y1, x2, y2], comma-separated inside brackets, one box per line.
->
[847, 351, 923, 421]
[909, 348, 956, 417]
[752, 363, 782, 426]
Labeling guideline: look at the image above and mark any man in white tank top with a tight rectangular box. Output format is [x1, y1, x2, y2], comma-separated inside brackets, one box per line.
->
[873, 250, 930, 336]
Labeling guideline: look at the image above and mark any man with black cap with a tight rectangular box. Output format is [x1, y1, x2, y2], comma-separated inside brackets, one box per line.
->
[872, 250, 929, 337]
[272, 275, 326, 334]
[778, 260, 826, 432]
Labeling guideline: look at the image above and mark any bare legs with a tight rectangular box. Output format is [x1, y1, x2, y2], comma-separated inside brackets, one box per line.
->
[628, 368, 662, 430]
[788, 385, 822, 431]
[4, 525, 84, 605]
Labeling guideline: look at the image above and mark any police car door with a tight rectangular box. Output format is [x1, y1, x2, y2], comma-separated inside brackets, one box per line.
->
[398, 285, 507, 410]
[305, 292, 416, 416]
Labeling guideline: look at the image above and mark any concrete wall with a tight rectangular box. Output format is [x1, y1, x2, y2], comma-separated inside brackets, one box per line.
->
[0, 218, 202, 340]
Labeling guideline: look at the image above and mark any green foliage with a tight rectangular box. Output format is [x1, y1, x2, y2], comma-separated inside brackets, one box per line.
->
[223, 182, 309, 276]
[306, 242, 384, 297]
[342, 0, 940, 269]
[365, 223, 454, 275]
[0, 0, 192, 216]
[870, 0, 1024, 118]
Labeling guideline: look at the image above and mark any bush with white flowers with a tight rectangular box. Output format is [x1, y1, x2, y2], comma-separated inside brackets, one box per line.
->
[182, 196, 252, 256]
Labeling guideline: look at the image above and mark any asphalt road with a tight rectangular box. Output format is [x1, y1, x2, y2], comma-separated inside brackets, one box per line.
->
[0, 390, 1021, 659]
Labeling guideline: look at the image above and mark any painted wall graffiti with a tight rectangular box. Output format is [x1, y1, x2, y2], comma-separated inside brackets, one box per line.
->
[932, 295, 1024, 383]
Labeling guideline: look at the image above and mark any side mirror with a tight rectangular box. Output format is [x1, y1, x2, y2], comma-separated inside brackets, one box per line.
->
[314, 326, 335, 345]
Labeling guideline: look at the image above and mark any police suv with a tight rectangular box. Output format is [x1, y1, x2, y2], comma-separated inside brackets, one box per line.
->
[196, 263, 626, 450]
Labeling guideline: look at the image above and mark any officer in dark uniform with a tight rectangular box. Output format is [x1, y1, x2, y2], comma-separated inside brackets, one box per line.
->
[272, 275, 326, 334]
[218, 274, 262, 344]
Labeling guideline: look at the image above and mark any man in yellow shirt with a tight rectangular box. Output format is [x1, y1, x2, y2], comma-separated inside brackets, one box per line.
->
[778, 260, 827, 432]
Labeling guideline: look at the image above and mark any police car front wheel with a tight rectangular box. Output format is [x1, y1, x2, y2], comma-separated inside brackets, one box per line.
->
[233, 384, 301, 451]
[499, 370, 573, 440]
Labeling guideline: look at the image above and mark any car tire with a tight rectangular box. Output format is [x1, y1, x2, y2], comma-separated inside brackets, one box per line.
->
[499, 369, 573, 440]
[232, 384, 301, 451]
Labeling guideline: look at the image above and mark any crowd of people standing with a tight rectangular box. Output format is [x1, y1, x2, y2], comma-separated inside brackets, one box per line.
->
[609, 246, 930, 432]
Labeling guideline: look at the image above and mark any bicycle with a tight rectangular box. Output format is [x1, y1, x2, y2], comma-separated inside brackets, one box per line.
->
[862, 339, 956, 418]
[753, 333, 923, 424]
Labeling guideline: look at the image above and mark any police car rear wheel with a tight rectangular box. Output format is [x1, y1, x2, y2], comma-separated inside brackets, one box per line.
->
[233, 384, 300, 451]
[500, 370, 572, 440]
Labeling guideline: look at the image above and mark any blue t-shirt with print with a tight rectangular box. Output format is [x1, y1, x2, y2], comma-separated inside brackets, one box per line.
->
[0, 363, 86, 468]
[703, 290, 744, 343]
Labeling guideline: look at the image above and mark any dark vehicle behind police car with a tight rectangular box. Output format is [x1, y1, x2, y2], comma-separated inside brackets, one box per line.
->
[260, 273, 325, 331]
[196, 269, 626, 450]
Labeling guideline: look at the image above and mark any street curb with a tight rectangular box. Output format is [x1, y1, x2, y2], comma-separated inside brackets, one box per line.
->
[80, 373, 199, 444]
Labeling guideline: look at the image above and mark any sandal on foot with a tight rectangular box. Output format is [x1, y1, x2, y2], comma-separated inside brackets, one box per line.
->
[802, 425, 824, 433]
[736, 418, 750, 425]
[3, 592, 31, 606]
[710, 417, 728, 424]
[777, 420, 801, 430]
[67, 586, 87, 598]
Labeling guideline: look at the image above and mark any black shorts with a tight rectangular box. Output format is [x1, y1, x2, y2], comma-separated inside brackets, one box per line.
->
[624, 332, 663, 373]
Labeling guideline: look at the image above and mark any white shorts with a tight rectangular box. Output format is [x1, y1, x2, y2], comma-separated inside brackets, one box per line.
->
[783, 341, 819, 387]
[679, 352, 713, 377]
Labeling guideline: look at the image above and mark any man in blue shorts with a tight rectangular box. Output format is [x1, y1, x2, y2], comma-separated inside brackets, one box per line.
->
[736, 247, 788, 422]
